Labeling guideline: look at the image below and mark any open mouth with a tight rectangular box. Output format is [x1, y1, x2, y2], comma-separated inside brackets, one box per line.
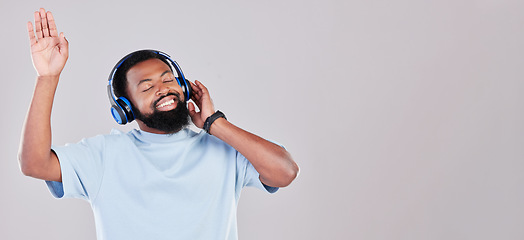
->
[155, 94, 178, 111]
[157, 99, 175, 109]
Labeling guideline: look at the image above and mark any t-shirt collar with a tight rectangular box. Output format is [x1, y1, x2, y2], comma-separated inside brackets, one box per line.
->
[127, 128, 191, 143]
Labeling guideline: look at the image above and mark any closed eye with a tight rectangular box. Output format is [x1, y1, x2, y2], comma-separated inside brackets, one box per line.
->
[142, 86, 153, 92]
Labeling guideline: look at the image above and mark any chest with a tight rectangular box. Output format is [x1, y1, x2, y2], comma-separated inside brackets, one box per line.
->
[97, 141, 239, 206]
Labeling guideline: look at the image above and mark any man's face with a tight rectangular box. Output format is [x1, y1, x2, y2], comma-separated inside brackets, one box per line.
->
[126, 58, 185, 114]
[125, 58, 189, 133]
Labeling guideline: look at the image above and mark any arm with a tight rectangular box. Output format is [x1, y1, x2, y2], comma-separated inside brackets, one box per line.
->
[18, 8, 69, 181]
[188, 80, 299, 188]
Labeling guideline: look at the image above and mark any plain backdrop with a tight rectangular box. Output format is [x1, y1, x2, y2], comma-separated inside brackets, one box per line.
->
[2, 0, 523, 239]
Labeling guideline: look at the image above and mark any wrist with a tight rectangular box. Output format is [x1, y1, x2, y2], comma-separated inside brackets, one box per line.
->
[203, 110, 227, 135]
[36, 75, 60, 83]
[208, 117, 228, 136]
[34, 76, 60, 91]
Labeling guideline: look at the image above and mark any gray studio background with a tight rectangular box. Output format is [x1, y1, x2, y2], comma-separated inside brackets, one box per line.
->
[1, 0, 523, 239]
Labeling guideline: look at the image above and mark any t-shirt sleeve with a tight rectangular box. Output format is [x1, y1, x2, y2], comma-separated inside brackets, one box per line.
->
[235, 141, 284, 194]
[45, 135, 106, 201]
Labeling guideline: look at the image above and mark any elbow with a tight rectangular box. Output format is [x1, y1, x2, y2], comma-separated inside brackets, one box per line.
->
[283, 151, 300, 186]
[276, 152, 300, 187]
[18, 152, 32, 177]
[21, 166, 36, 177]
[18, 151, 39, 177]
[281, 162, 300, 187]
[261, 163, 299, 188]
[272, 161, 300, 188]
[272, 149, 299, 187]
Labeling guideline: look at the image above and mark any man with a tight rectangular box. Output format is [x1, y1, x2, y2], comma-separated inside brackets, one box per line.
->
[19, 8, 299, 240]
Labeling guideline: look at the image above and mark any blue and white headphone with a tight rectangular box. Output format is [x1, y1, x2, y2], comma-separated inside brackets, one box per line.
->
[107, 50, 192, 125]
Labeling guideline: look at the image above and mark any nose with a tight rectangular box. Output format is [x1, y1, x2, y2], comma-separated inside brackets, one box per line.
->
[156, 83, 170, 96]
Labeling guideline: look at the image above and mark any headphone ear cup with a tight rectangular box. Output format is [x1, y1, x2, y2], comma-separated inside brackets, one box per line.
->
[111, 104, 127, 125]
[185, 80, 192, 101]
[176, 77, 192, 101]
[118, 97, 135, 122]
[111, 97, 135, 125]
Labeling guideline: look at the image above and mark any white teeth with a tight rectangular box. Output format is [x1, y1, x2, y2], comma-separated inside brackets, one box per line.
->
[158, 99, 175, 108]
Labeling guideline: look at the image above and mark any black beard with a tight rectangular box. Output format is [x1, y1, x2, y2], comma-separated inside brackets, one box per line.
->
[134, 94, 190, 134]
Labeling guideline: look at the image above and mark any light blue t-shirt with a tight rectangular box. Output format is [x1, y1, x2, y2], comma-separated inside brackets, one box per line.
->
[46, 128, 278, 240]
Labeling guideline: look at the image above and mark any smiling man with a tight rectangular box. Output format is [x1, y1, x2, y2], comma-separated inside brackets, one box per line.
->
[119, 56, 192, 134]
[19, 8, 299, 240]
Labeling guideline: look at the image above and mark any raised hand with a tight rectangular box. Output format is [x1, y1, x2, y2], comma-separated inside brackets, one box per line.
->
[188, 80, 216, 128]
[27, 8, 68, 77]
[187, 80, 299, 187]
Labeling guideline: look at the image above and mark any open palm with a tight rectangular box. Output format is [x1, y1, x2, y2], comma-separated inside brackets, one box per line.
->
[27, 8, 68, 77]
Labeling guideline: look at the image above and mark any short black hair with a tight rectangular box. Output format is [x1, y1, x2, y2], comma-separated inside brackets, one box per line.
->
[112, 50, 172, 99]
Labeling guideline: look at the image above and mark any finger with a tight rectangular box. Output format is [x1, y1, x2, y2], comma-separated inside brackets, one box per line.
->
[190, 94, 200, 106]
[190, 94, 202, 107]
[195, 80, 212, 104]
[190, 81, 203, 99]
[59, 32, 69, 55]
[47, 11, 58, 37]
[27, 22, 37, 46]
[189, 81, 198, 92]
[190, 84, 202, 100]
[59, 32, 68, 45]
[34, 11, 43, 39]
[195, 80, 210, 95]
[190, 80, 201, 93]
[40, 8, 50, 37]
[190, 95, 199, 104]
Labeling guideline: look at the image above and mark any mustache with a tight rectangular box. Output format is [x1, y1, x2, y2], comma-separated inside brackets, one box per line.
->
[153, 92, 181, 108]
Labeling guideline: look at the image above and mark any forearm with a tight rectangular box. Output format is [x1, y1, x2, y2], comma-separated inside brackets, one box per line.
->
[209, 118, 299, 187]
[18, 76, 59, 177]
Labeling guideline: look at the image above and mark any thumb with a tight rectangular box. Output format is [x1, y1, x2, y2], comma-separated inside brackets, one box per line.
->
[59, 32, 67, 43]
[59, 32, 69, 55]
[188, 102, 204, 128]
[188, 102, 197, 119]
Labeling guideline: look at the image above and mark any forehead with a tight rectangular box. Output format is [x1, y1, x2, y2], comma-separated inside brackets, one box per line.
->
[126, 58, 172, 83]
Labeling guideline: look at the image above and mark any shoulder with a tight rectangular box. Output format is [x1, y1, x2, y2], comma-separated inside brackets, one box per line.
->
[58, 129, 134, 151]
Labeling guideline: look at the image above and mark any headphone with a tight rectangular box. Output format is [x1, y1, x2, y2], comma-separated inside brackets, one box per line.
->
[107, 50, 192, 125]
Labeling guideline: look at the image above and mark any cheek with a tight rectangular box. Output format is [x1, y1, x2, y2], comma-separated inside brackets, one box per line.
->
[129, 93, 154, 114]
[138, 97, 155, 112]
[170, 84, 185, 99]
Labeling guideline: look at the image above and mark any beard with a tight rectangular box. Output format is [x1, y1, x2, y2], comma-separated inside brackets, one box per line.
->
[134, 93, 190, 134]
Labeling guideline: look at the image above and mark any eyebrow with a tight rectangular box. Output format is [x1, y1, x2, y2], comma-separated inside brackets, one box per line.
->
[137, 70, 172, 87]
